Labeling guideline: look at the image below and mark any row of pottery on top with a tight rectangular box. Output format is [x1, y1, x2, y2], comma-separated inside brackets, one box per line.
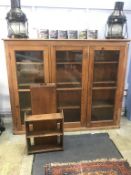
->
[37, 29, 98, 39]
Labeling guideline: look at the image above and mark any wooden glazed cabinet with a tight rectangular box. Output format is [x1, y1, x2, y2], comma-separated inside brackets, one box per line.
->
[4, 39, 129, 134]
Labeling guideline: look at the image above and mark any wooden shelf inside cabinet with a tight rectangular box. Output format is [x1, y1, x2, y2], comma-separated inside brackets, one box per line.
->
[56, 62, 82, 65]
[93, 81, 116, 84]
[92, 104, 114, 109]
[94, 61, 118, 64]
[18, 89, 30, 92]
[57, 82, 81, 85]
[58, 105, 80, 110]
[92, 87, 117, 90]
[25, 112, 64, 154]
[57, 87, 82, 91]
[16, 62, 43, 65]
[21, 107, 32, 112]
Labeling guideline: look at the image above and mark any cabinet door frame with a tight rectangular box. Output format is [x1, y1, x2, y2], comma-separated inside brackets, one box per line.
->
[51, 45, 89, 129]
[87, 45, 128, 128]
[8, 44, 49, 133]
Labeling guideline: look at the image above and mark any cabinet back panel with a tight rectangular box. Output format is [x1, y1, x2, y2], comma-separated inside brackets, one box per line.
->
[93, 63, 118, 82]
[19, 92, 31, 108]
[56, 64, 82, 83]
[56, 51, 82, 62]
[56, 50, 82, 83]
[19, 91, 31, 124]
[15, 51, 44, 85]
[57, 90, 81, 106]
[63, 109, 80, 122]
[92, 89, 116, 105]
[94, 50, 120, 62]
[17, 64, 44, 85]
[91, 108, 114, 121]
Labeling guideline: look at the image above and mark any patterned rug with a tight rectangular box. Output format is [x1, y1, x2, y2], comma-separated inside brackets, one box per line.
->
[45, 159, 131, 175]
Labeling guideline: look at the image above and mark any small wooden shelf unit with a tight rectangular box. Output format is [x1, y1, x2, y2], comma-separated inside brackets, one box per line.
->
[25, 112, 64, 154]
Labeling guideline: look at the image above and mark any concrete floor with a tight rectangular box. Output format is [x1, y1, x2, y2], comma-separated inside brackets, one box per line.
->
[0, 116, 131, 175]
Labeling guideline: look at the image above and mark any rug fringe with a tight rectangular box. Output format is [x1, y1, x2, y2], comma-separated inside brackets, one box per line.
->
[50, 158, 126, 166]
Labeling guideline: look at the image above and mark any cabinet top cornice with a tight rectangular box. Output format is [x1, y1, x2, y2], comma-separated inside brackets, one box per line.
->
[3, 38, 130, 42]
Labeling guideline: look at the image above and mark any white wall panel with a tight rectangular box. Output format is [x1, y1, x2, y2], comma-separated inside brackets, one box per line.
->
[0, 1, 131, 113]
[0, 0, 131, 10]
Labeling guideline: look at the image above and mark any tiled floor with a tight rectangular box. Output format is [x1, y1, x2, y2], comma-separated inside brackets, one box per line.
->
[0, 116, 131, 175]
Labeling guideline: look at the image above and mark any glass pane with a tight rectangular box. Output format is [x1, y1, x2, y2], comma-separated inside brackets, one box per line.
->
[91, 87, 116, 121]
[56, 50, 82, 123]
[94, 50, 119, 62]
[57, 90, 81, 107]
[15, 51, 44, 88]
[63, 109, 80, 122]
[56, 51, 82, 62]
[56, 51, 82, 84]
[20, 110, 32, 125]
[19, 91, 31, 124]
[92, 89, 115, 106]
[91, 50, 120, 122]
[93, 63, 118, 83]
[16, 51, 43, 62]
[93, 50, 119, 83]
[56, 64, 82, 83]
[92, 108, 114, 121]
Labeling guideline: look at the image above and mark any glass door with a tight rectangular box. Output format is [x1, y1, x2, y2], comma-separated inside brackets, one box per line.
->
[88, 47, 121, 126]
[10, 47, 49, 130]
[52, 47, 86, 128]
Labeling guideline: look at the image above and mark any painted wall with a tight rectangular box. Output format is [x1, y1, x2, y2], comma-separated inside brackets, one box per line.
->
[0, 0, 131, 113]
[126, 67, 131, 120]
